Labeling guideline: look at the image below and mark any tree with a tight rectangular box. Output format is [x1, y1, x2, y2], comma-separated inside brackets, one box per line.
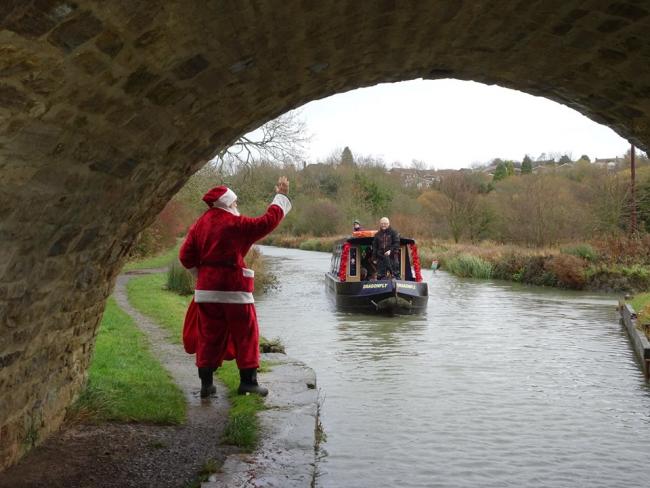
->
[493, 161, 508, 181]
[588, 170, 630, 234]
[212, 110, 310, 170]
[340, 146, 355, 167]
[293, 198, 342, 236]
[559, 154, 573, 165]
[439, 173, 490, 242]
[355, 154, 386, 168]
[417, 190, 450, 238]
[521, 155, 533, 174]
[353, 172, 392, 216]
[410, 159, 427, 171]
[318, 173, 341, 197]
[489, 174, 583, 246]
[579, 154, 591, 163]
[622, 148, 650, 167]
[638, 178, 650, 232]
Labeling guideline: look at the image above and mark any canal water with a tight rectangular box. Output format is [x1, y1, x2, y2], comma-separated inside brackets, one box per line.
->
[255, 246, 650, 488]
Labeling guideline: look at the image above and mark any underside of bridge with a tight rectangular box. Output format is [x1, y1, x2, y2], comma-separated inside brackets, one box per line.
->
[1, 0, 650, 469]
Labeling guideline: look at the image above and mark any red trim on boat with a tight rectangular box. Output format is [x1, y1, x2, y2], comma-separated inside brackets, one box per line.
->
[339, 242, 350, 281]
[409, 243, 423, 282]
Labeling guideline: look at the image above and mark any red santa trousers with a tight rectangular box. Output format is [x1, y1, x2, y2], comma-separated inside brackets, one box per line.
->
[195, 302, 260, 370]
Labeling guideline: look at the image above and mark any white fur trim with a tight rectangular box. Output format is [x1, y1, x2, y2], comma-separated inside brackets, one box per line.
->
[219, 188, 237, 207]
[242, 268, 254, 278]
[195, 289, 254, 304]
[271, 193, 292, 216]
[214, 205, 240, 216]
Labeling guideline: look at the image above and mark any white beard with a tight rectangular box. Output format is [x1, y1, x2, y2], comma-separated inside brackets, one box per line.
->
[215, 202, 240, 216]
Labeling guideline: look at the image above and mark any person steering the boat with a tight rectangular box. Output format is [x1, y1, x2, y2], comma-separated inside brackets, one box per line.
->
[372, 217, 400, 279]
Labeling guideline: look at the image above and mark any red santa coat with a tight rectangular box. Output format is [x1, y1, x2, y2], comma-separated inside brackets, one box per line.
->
[179, 193, 291, 369]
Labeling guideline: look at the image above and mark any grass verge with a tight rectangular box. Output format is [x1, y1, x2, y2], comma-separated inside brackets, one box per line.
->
[122, 241, 181, 272]
[126, 273, 190, 344]
[126, 273, 267, 450]
[443, 253, 493, 279]
[262, 234, 340, 252]
[630, 292, 650, 325]
[216, 365, 264, 451]
[68, 297, 186, 424]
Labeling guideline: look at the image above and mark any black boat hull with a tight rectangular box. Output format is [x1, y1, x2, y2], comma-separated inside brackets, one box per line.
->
[325, 273, 428, 314]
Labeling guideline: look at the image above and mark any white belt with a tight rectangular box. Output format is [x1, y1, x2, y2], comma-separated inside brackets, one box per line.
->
[194, 290, 255, 304]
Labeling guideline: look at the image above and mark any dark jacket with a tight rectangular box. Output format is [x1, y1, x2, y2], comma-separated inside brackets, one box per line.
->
[372, 227, 400, 260]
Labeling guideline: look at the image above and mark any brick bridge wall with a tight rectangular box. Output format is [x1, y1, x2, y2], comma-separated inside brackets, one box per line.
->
[1, 0, 650, 469]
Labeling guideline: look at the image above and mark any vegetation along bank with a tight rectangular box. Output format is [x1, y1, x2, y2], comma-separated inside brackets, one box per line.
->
[131, 147, 650, 293]
[262, 233, 650, 293]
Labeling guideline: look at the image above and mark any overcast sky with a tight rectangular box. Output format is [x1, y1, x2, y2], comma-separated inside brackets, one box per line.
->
[296, 79, 633, 169]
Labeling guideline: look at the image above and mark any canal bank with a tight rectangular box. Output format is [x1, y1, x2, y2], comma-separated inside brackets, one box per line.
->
[203, 353, 319, 487]
[118, 270, 321, 487]
[619, 302, 650, 379]
[119, 269, 322, 487]
[262, 234, 650, 293]
[121, 265, 322, 487]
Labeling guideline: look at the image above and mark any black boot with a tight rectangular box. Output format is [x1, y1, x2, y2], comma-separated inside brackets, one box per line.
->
[198, 367, 217, 398]
[237, 368, 268, 397]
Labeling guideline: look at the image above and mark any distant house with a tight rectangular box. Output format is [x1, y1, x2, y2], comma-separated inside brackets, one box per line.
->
[388, 168, 439, 189]
[594, 157, 622, 171]
[528, 159, 556, 173]
[481, 164, 498, 174]
[304, 162, 332, 171]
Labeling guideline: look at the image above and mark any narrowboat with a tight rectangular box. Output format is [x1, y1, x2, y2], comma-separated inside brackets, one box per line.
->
[325, 231, 428, 314]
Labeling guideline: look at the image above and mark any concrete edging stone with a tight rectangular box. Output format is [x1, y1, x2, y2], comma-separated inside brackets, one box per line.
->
[203, 353, 319, 488]
[619, 301, 650, 379]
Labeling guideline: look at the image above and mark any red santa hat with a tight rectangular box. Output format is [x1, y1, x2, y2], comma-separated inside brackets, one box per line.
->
[202, 186, 237, 208]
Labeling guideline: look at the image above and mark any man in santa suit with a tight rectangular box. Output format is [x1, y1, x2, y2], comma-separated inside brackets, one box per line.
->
[179, 176, 291, 398]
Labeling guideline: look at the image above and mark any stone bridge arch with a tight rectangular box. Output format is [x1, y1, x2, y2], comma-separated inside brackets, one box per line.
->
[2, 0, 650, 469]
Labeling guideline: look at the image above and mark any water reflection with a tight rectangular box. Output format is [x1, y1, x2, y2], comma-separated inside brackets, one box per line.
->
[334, 312, 428, 362]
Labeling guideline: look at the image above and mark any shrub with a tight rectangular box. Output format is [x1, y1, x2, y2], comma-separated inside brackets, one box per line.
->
[544, 254, 587, 289]
[586, 267, 629, 292]
[584, 264, 650, 292]
[166, 260, 195, 295]
[131, 225, 165, 259]
[492, 252, 529, 281]
[593, 235, 650, 266]
[293, 198, 342, 236]
[132, 200, 193, 259]
[246, 246, 278, 293]
[299, 237, 340, 252]
[417, 247, 436, 270]
[443, 254, 493, 279]
[518, 256, 556, 287]
[165, 247, 278, 295]
[561, 244, 598, 262]
[620, 264, 650, 290]
[261, 234, 303, 249]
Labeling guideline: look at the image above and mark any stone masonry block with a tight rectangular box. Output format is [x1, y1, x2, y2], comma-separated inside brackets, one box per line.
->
[48, 9, 103, 52]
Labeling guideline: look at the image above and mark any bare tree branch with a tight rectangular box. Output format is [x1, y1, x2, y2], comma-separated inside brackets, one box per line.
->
[211, 110, 311, 172]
